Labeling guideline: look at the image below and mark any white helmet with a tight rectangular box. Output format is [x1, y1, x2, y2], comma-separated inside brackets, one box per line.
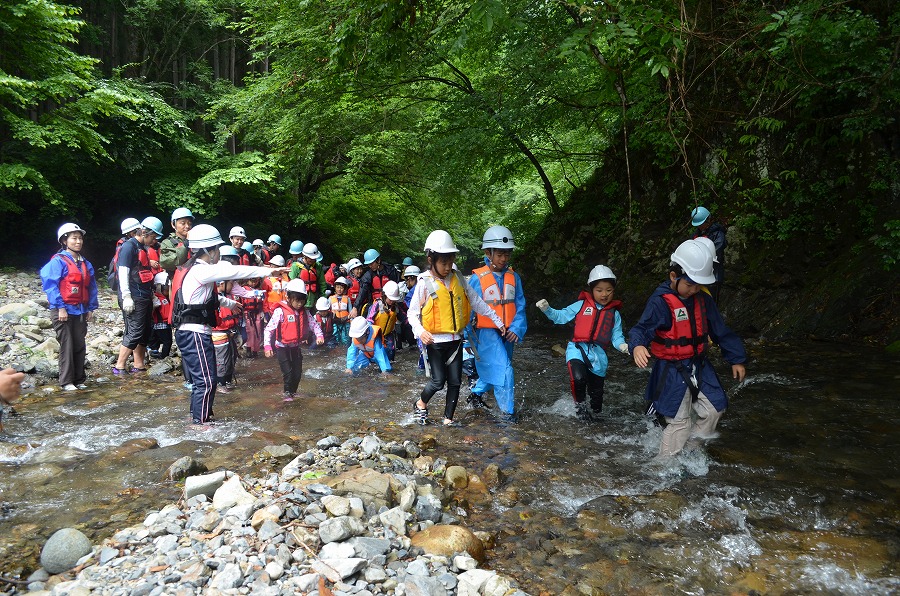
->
[424, 230, 458, 254]
[153, 271, 169, 285]
[120, 218, 141, 235]
[346, 258, 363, 271]
[228, 226, 246, 239]
[269, 255, 285, 267]
[187, 224, 224, 249]
[587, 265, 616, 285]
[334, 276, 349, 287]
[252, 238, 264, 247]
[403, 265, 421, 278]
[383, 280, 402, 301]
[285, 278, 307, 294]
[695, 236, 718, 263]
[348, 316, 370, 338]
[57, 223, 86, 243]
[482, 225, 515, 250]
[170, 207, 194, 224]
[302, 242, 322, 260]
[671, 239, 716, 285]
[315, 296, 330, 311]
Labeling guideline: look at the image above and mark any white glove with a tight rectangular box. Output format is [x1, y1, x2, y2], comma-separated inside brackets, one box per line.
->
[618, 343, 629, 355]
[122, 296, 135, 314]
[536, 299, 549, 311]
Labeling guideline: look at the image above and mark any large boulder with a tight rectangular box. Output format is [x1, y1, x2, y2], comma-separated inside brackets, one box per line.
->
[410, 524, 485, 562]
[40, 528, 93, 574]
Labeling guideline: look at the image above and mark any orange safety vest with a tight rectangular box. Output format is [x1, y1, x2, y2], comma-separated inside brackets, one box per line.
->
[472, 265, 516, 329]
[265, 275, 289, 312]
[650, 293, 708, 360]
[352, 325, 383, 359]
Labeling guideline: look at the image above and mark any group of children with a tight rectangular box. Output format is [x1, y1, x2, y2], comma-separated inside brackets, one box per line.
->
[40, 204, 746, 457]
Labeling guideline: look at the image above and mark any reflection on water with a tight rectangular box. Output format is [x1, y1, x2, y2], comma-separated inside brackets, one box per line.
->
[0, 337, 898, 594]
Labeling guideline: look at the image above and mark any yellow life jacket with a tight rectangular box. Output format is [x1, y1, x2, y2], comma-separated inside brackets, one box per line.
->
[372, 303, 397, 336]
[420, 271, 471, 334]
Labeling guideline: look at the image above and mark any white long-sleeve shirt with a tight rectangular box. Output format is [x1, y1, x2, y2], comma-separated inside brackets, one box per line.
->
[178, 261, 273, 334]
[407, 271, 503, 343]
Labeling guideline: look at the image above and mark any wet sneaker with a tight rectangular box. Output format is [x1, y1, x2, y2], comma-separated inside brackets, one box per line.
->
[499, 411, 519, 424]
[282, 392, 295, 402]
[111, 367, 127, 375]
[414, 403, 429, 425]
[575, 402, 596, 421]
[62, 384, 78, 391]
[76, 383, 88, 389]
[217, 384, 231, 394]
[183, 382, 193, 391]
[466, 393, 488, 409]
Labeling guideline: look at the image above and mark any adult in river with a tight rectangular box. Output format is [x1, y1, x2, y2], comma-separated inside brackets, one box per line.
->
[350, 249, 400, 318]
[690, 206, 727, 301]
[466, 225, 527, 422]
[40, 223, 99, 390]
[171, 224, 287, 426]
[113, 221, 157, 374]
[159, 207, 194, 274]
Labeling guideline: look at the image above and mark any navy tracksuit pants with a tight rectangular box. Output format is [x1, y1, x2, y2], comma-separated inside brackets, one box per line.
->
[176, 329, 216, 423]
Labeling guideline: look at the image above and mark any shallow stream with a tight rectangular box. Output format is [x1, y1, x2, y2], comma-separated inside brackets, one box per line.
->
[0, 334, 898, 594]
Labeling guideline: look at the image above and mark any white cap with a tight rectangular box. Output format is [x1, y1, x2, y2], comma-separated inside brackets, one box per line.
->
[383, 280, 402, 301]
[228, 226, 246, 239]
[348, 316, 370, 338]
[285, 278, 306, 294]
[153, 271, 169, 285]
[269, 255, 285, 267]
[315, 296, 330, 311]
[187, 224, 224, 249]
[302, 242, 322, 260]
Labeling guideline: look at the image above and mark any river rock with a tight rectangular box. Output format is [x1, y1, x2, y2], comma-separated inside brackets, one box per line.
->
[0, 303, 38, 322]
[213, 475, 255, 509]
[40, 528, 93, 574]
[319, 515, 365, 543]
[326, 467, 394, 509]
[184, 471, 228, 498]
[445, 465, 468, 489]
[35, 338, 60, 357]
[410, 524, 485, 562]
[148, 360, 173, 376]
[164, 456, 207, 481]
[311, 557, 367, 582]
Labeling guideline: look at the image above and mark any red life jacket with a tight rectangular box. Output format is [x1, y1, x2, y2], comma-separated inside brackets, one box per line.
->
[147, 245, 162, 273]
[315, 312, 334, 338]
[134, 243, 154, 284]
[352, 326, 383, 359]
[572, 292, 621, 347]
[650, 293, 708, 360]
[324, 263, 338, 286]
[152, 292, 172, 324]
[239, 287, 264, 314]
[348, 276, 360, 302]
[472, 265, 517, 329]
[214, 304, 241, 331]
[55, 253, 90, 306]
[170, 260, 218, 326]
[370, 272, 389, 300]
[276, 301, 307, 346]
[299, 264, 318, 294]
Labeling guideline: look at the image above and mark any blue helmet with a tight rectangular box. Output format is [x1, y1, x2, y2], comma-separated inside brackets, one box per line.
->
[241, 241, 253, 253]
[289, 240, 303, 255]
[218, 245, 239, 258]
[402, 256, 413, 266]
[268, 234, 282, 245]
[363, 248, 380, 265]
[170, 207, 194, 224]
[691, 206, 711, 227]
[141, 216, 164, 239]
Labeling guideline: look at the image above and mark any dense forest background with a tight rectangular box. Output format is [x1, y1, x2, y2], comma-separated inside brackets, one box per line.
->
[1, 0, 898, 343]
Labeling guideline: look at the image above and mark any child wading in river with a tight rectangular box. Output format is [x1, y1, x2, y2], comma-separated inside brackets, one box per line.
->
[628, 239, 746, 458]
[537, 265, 629, 421]
[407, 230, 505, 427]
[264, 279, 324, 401]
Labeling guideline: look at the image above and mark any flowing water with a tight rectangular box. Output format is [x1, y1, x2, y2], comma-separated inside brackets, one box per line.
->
[0, 334, 898, 594]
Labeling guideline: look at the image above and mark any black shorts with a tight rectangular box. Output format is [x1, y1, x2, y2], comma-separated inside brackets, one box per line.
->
[122, 298, 152, 349]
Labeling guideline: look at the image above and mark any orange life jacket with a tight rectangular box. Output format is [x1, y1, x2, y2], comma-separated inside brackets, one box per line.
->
[55, 253, 90, 306]
[330, 295, 351, 321]
[650, 293, 708, 360]
[265, 275, 289, 313]
[352, 326, 383, 359]
[472, 265, 516, 329]
[571, 292, 621, 347]
[276, 301, 307, 346]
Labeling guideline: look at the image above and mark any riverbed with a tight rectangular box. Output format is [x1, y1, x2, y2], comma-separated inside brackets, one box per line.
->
[0, 334, 897, 594]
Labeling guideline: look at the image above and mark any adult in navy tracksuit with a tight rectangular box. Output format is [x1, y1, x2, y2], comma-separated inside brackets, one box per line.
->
[39, 224, 99, 390]
[172, 225, 285, 426]
[629, 239, 746, 457]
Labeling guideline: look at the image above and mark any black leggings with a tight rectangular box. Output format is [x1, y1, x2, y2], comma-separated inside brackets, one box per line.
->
[276, 345, 303, 393]
[568, 358, 606, 412]
[421, 340, 463, 421]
